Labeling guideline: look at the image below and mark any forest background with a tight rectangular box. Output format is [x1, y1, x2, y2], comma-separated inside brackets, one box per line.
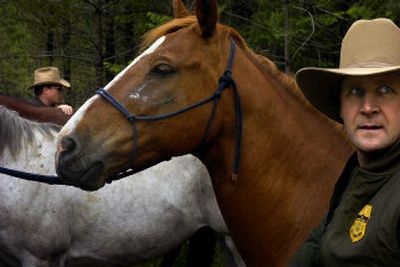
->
[1, 0, 399, 107]
[0, 1, 399, 266]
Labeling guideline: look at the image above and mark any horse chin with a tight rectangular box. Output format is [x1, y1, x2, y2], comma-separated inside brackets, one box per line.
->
[76, 162, 106, 191]
[57, 158, 105, 191]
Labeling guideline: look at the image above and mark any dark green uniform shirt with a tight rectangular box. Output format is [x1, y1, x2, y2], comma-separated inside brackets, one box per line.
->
[291, 142, 400, 267]
[29, 97, 47, 107]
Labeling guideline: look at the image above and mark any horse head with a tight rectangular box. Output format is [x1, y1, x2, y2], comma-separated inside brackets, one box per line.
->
[56, 0, 237, 190]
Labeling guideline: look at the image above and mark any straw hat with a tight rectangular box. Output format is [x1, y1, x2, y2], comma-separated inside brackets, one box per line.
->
[28, 67, 71, 89]
[296, 18, 400, 122]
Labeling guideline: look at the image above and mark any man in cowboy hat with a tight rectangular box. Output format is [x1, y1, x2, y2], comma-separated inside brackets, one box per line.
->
[290, 18, 400, 266]
[29, 66, 74, 115]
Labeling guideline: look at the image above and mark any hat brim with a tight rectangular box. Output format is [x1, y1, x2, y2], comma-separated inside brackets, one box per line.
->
[27, 79, 71, 90]
[296, 66, 400, 122]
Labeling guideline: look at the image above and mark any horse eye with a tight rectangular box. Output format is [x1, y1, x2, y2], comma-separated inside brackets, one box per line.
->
[151, 63, 175, 76]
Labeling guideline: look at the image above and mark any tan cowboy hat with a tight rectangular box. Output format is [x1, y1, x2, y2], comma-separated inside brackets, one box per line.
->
[296, 18, 400, 122]
[28, 66, 71, 89]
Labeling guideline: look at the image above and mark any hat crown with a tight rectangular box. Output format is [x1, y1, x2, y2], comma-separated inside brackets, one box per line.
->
[340, 18, 400, 68]
[34, 67, 61, 84]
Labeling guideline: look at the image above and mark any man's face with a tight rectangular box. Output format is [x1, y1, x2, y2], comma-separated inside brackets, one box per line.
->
[340, 72, 400, 153]
[43, 85, 64, 105]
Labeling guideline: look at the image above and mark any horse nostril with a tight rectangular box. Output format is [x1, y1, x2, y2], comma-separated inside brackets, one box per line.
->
[61, 136, 77, 153]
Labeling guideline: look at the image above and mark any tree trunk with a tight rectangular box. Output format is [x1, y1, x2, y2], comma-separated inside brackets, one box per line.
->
[283, 0, 291, 73]
[94, 0, 104, 88]
[46, 30, 54, 65]
[105, 7, 115, 82]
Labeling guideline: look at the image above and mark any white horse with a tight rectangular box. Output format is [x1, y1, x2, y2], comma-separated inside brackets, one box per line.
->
[0, 105, 245, 267]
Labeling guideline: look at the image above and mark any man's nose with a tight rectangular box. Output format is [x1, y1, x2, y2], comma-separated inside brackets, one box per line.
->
[360, 95, 379, 114]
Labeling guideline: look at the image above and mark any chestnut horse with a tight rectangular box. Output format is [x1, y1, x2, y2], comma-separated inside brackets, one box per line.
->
[0, 93, 71, 125]
[56, 0, 353, 266]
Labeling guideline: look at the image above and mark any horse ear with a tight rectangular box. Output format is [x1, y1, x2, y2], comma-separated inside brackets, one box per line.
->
[195, 0, 218, 38]
[172, 0, 190, 18]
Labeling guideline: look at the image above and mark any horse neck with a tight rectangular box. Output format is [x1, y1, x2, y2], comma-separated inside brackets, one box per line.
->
[0, 108, 58, 174]
[197, 46, 352, 266]
[3, 134, 56, 175]
[202, 47, 351, 185]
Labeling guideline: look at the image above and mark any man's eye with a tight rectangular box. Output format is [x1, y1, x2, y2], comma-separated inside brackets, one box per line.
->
[347, 87, 364, 96]
[378, 85, 396, 94]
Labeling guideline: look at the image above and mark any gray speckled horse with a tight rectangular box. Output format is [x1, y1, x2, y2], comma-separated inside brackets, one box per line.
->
[0, 105, 244, 267]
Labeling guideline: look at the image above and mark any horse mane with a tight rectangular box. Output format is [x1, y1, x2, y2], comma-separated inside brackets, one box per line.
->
[0, 105, 60, 158]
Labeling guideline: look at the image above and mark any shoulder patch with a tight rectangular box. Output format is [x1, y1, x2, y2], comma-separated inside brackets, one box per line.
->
[350, 204, 372, 243]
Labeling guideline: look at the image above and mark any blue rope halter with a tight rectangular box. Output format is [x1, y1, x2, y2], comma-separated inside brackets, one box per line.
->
[97, 37, 243, 183]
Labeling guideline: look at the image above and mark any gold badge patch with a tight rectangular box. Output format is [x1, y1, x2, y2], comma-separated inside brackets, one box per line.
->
[350, 204, 372, 243]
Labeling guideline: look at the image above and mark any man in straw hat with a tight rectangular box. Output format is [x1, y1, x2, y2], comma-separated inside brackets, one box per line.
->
[29, 66, 74, 115]
[290, 18, 400, 266]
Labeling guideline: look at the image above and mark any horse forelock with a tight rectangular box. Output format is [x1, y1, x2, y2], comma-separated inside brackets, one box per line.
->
[0, 105, 59, 158]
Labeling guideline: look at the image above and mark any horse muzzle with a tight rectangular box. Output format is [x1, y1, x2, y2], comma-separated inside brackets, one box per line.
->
[56, 134, 106, 191]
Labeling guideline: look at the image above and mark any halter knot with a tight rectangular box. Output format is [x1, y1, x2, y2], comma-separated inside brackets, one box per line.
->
[127, 115, 136, 122]
[213, 90, 223, 98]
[218, 70, 233, 87]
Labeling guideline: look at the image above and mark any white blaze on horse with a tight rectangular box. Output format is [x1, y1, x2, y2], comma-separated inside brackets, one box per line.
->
[0, 105, 244, 267]
[55, 0, 353, 266]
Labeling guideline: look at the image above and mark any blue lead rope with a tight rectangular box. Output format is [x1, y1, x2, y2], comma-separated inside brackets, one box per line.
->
[0, 166, 70, 185]
[0, 165, 135, 185]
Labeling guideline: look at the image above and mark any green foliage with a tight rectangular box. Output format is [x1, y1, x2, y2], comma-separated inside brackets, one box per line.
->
[346, 4, 375, 19]
[2, 0, 400, 105]
[2, 0, 400, 265]
[0, 2, 36, 97]
[318, 14, 339, 26]
[145, 12, 173, 31]
[104, 61, 124, 75]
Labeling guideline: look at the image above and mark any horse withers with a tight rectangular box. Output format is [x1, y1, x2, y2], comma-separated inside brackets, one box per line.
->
[55, 0, 353, 266]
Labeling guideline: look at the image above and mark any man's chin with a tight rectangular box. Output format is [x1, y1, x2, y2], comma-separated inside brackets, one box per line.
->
[352, 135, 390, 152]
[357, 145, 386, 153]
[356, 140, 397, 156]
